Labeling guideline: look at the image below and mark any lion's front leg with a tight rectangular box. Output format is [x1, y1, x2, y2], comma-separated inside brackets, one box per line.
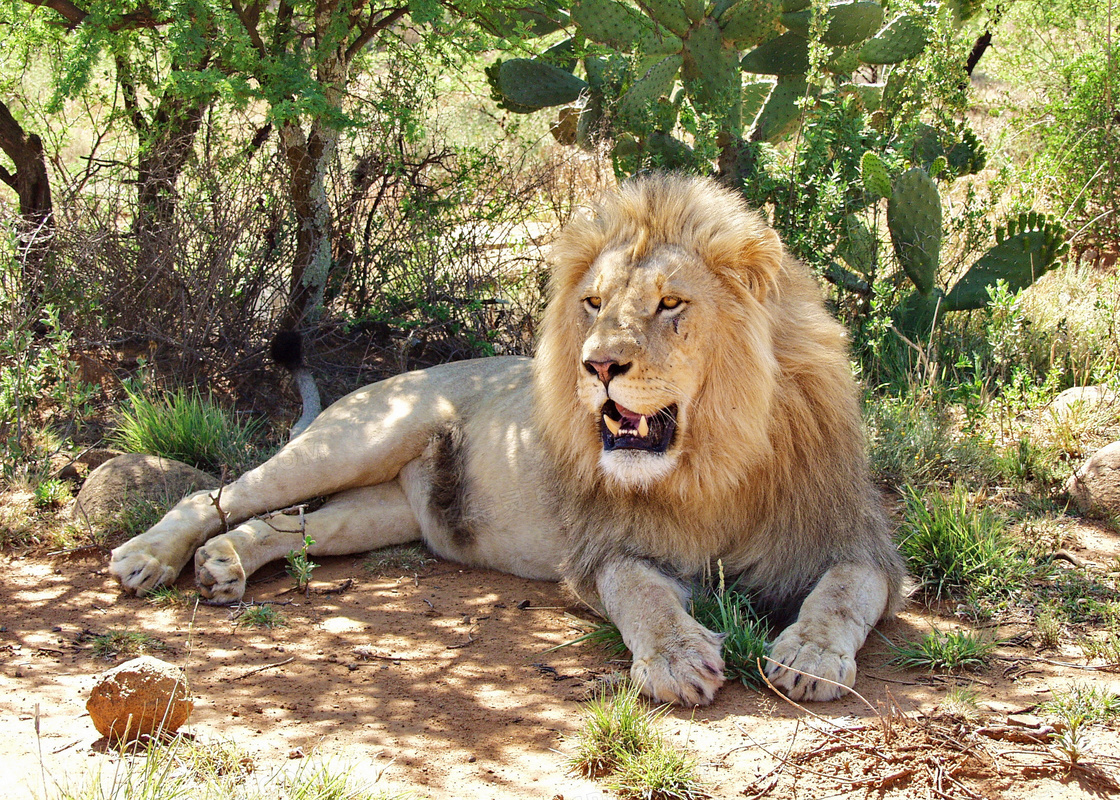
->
[597, 560, 726, 706]
[765, 562, 890, 701]
[110, 490, 227, 595]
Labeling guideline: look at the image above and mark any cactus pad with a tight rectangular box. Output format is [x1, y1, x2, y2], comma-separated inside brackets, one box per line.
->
[781, 0, 810, 10]
[643, 0, 692, 36]
[858, 14, 928, 64]
[781, 1, 885, 48]
[888, 167, 941, 296]
[616, 54, 683, 127]
[860, 151, 891, 200]
[752, 75, 808, 141]
[683, 19, 741, 116]
[719, 0, 782, 48]
[741, 31, 810, 75]
[947, 128, 986, 176]
[572, 0, 650, 50]
[742, 80, 774, 127]
[943, 213, 1070, 311]
[487, 59, 588, 112]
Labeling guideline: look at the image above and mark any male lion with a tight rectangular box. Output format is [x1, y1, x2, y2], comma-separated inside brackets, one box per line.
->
[110, 173, 904, 706]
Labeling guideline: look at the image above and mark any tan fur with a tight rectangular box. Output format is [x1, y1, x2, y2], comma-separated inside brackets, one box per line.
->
[109, 173, 903, 706]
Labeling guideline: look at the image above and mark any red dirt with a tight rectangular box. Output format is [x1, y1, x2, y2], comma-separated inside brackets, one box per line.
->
[3, 525, 1120, 799]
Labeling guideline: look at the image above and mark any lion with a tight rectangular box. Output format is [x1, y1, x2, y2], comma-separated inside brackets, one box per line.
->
[110, 173, 905, 706]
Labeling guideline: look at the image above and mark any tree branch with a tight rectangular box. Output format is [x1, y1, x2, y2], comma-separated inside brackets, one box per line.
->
[230, 0, 268, 57]
[346, 6, 407, 61]
[23, 0, 87, 27]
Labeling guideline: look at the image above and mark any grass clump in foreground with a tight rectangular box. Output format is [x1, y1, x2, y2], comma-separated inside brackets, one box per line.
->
[570, 683, 707, 800]
[49, 734, 406, 799]
[111, 384, 261, 475]
[1040, 683, 1120, 727]
[898, 484, 1020, 600]
[89, 630, 166, 659]
[236, 605, 287, 629]
[887, 629, 1000, 672]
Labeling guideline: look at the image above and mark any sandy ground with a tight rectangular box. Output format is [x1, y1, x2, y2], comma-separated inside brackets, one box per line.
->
[3, 529, 1120, 799]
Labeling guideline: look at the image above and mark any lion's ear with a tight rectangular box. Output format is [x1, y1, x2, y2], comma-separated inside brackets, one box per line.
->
[727, 226, 783, 303]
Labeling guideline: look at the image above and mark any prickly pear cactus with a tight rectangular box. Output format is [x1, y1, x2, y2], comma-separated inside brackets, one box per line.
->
[483, 0, 949, 178]
[943, 213, 1071, 311]
[887, 167, 941, 297]
[486, 59, 587, 113]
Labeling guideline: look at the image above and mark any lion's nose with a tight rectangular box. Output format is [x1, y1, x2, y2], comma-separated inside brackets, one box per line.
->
[583, 360, 631, 385]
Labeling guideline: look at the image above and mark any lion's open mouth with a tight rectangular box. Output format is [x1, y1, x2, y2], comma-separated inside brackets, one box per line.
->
[600, 400, 678, 453]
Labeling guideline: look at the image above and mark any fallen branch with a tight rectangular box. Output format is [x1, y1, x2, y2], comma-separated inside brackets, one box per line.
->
[232, 657, 294, 681]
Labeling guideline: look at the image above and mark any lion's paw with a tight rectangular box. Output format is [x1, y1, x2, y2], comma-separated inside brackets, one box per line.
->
[631, 624, 726, 706]
[110, 544, 180, 596]
[194, 538, 247, 604]
[765, 623, 856, 702]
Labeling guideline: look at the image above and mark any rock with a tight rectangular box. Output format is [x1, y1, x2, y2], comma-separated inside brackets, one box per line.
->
[73, 453, 219, 526]
[86, 655, 193, 741]
[1049, 386, 1119, 419]
[1065, 441, 1120, 517]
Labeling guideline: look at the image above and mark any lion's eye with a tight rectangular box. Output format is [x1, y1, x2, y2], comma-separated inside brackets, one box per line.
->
[659, 296, 685, 311]
[585, 296, 602, 311]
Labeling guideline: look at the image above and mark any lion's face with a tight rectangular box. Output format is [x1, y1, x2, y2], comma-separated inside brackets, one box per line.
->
[574, 244, 719, 487]
[535, 173, 786, 499]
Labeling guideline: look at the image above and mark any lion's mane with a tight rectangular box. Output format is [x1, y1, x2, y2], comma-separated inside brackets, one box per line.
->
[532, 174, 904, 617]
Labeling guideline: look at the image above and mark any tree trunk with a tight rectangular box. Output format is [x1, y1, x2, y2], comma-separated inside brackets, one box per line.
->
[277, 48, 346, 331]
[134, 95, 209, 282]
[0, 99, 54, 278]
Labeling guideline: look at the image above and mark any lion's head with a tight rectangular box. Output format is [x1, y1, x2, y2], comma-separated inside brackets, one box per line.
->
[534, 173, 806, 504]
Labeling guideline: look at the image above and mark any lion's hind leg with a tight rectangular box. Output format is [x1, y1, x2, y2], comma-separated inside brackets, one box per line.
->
[194, 481, 421, 603]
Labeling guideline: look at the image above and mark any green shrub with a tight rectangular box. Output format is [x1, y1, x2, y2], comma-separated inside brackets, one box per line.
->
[888, 628, 999, 672]
[898, 484, 1019, 598]
[112, 384, 261, 474]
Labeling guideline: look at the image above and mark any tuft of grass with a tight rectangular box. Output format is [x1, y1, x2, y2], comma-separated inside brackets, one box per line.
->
[887, 628, 1000, 672]
[898, 484, 1019, 599]
[362, 543, 435, 576]
[570, 684, 707, 799]
[940, 685, 982, 722]
[146, 585, 190, 608]
[34, 478, 72, 509]
[866, 398, 996, 487]
[50, 733, 408, 799]
[689, 585, 769, 689]
[236, 605, 287, 629]
[607, 745, 709, 800]
[571, 684, 660, 779]
[90, 630, 166, 659]
[1040, 683, 1120, 727]
[1078, 631, 1120, 665]
[1034, 605, 1063, 649]
[111, 384, 261, 474]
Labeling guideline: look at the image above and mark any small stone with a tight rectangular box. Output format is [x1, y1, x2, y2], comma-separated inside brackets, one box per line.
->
[1066, 441, 1120, 517]
[86, 655, 193, 741]
[1007, 713, 1043, 728]
[288, 748, 305, 759]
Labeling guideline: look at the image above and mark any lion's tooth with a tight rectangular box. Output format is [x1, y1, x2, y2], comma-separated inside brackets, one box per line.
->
[638, 415, 649, 438]
[603, 414, 621, 436]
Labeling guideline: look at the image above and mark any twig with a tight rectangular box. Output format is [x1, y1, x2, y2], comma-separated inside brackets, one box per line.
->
[210, 476, 229, 533]
[761, 656, 890, 737]
[232, 657, 294, 681]
[998, 655, 1120, 671]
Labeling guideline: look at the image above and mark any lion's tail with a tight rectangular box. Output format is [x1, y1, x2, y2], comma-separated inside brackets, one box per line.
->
[270, 330, 322, 440]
